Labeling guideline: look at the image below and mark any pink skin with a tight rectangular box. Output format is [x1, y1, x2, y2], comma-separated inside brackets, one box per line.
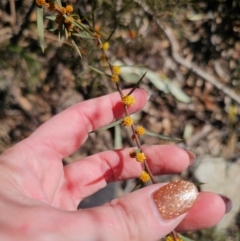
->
[0, 89, 225, 241]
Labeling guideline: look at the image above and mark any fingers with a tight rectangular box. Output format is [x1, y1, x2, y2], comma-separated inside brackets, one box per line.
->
[29, 89, 148, 157]
[4, 188, 226, 241]
[60, 189, 225, 241]
[63, 145, 193, 201]
[64, 184, 187, 241]
[176, 192, 227, 231]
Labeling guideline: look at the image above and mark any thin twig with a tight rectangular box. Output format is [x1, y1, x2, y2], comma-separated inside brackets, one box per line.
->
[96, 29, 157, 184]
[171, 230, 179, 241]
[127, 71, 147, 96]
[9, 0, 16, 26]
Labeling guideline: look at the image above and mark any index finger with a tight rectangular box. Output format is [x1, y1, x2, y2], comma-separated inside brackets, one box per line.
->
[29, 89, 148, 157]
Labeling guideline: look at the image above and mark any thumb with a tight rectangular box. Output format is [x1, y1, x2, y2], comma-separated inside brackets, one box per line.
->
[70, 180, 198, 241]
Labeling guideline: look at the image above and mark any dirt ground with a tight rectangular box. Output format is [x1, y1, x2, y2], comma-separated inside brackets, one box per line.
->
[0, 0, 240, 240]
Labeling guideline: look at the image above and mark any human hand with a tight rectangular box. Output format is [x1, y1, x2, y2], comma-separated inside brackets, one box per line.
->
[0, 89, 229, 241]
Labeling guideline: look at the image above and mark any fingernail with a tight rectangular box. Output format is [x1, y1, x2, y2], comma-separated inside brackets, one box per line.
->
[184, 149, 196, 164]
[153, 180, 198, 220]
[218, 194, 232, 214]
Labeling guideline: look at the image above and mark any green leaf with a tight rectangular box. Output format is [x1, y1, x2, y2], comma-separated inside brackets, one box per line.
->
[114, 125, 122, 149]
[55, 0, 62, 7]
[71, 39, 82, 58]
[114, 60, 168, 92]
[167, 81, 191, 103]
[37, 7, 45, 52]
[127, 71, 147, 96]
[45, 15, 56, 21]
[47, 28, 57, 32]
[64, 27, 69, 40]
[114, 60, 190, 103]
[89, 66, 106, 75]
[145, 130, 182, 141]
[72, 33, 96, 39]
[144, 70, 169, 93]
[120, 71, 142, 83]
[186, 12, 210, 21]
[183, 123, 194, 141]
[178, 234, 195, 241]
[64, 15, 92, 35]
[58, 29, 61, 42]
[90, 119, 123, 133]
[131, 179, 143, 192]
[194, 181, 206, 187]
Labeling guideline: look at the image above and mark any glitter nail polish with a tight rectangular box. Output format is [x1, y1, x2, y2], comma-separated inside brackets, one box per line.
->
[153, 180, 198, 220]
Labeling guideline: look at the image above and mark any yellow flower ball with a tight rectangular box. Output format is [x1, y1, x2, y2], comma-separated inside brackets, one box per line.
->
[139, 171, 150, 183]
[135, 126, 145, 136]
[102, 42, 110, 51]
[111, 75, 119, 83]
[122, 116, 133, 126]
[66, 5, 73, 14]
[135, 152, 146, 162]
[165, 235, 184, 241]
[112, 66, 121, 75]
[122, 95, 135, 106]
[60, 7, 66, 14]
[36, 0, 46, 7]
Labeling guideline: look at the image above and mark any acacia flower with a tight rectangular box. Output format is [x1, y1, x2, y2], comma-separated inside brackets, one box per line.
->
[60, 7, 66, 14]
[99, 55, 107, 64]
[94, 25, 101, 32]
[102, 42, 110, 51]
[36, 0, 46, 7]
[112, 66, 121, 75]
[129, 150, 136, 158]
[139, 171, 150, 183]
[66, 5, 73, 14]
[135, 152, 146, 162]
[121, 95, 135, 106]
[135, 126, 145, 136]
[111, 75, 119, 83]
[131, 133, 137, 141]
[165, 235, 183, 241]
[122, 116, 133, 126]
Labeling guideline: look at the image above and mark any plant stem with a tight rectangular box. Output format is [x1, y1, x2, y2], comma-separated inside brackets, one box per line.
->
[94, 33, 157, 184]
[171, 230, 179, 241]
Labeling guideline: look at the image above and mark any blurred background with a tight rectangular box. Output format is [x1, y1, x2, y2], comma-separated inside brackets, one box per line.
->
[0, 0, 240, 240]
